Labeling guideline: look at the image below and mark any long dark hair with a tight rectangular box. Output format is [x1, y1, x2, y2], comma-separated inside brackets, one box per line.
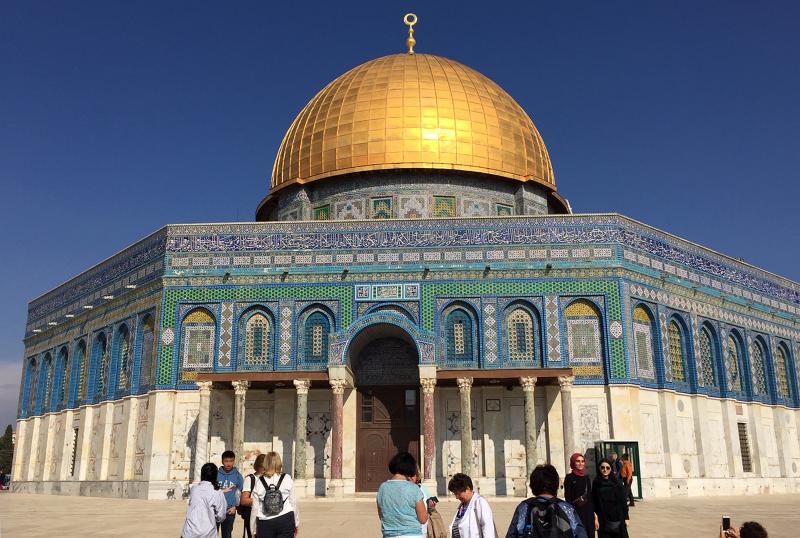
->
[201, 462, 219, 489]
[596, 458, 619, 483]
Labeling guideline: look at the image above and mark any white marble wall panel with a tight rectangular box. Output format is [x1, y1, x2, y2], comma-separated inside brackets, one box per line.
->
[242, 390, 274, 472]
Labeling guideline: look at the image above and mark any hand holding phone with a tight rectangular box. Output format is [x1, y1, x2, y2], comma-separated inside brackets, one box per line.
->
[722, 515, 730, 531]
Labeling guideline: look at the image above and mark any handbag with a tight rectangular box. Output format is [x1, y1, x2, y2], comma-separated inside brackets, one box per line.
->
[571, 478, 589, 508]
[604, 519, 622, 533]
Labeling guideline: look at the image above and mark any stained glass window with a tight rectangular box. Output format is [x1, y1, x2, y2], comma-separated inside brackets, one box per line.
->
[139, 315, 155, 388]
[303, 311, 330, 363]
[507, 308, 535, 361]
[313, 205, 331, 221]
[244, 313, 271, 368]
[775, 345, 789, 399]
[632, 306, 655, 380]
[445, 308, 474, 363]
[667, 320, 686, 382]
[181, 309, 215, 368]
[564, 300, 603, 377]
[750, 340, 767, 396]
[43, 354, 53, 411]
[116, 325, 131, 393]
[75, 340, 88, 402]
[27, 359, 38, 414]
[726, 335, 743, 393]
[698, 327, 717, 388]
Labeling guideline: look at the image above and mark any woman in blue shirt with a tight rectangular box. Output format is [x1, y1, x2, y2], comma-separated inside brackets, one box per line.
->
[376, 452, 429, 538]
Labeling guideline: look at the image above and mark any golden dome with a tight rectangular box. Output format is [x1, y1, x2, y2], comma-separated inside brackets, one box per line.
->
[270, 53, 556, 194]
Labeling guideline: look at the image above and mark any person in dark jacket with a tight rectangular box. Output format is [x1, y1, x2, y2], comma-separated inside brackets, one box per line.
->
[564, 453, 597, 538]
[592, 458, 629, 538]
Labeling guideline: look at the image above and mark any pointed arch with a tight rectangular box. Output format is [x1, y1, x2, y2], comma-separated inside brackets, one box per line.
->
[239, 307, 275, 369]
[42, 352, 54, 412]
[26, 358, 39, 415]
[725, 330, 745, 395]
[632, 304, 656, 381]
[697, 323, 719, 389]
[75, 339, 88, 403]
[749, 337, 769, 397]
[774, 342, 791, 400]
[666, 318, 688, 383]
[300, 306, 334, 366]
[442, 302, 479, 365]
[180, 308, 216, 369]
[92, 332, 109, 400]
[115, 323, 132, 394]
[138, 314, 156, 390]
[563, 299, 604, 378]
[57, 346, 70, 408]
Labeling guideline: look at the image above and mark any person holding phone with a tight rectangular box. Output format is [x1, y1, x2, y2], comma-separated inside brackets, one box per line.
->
[720, 520, 768, 538]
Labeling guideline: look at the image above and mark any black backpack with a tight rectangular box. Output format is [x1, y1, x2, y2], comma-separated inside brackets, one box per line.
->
[259, 474, 286, 516]
[237, 474, 255, 519]
[525, 497, 574, 538]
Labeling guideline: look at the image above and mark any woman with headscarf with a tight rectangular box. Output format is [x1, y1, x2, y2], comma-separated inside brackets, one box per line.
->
[591, 458, 629, 538]
[564, 453, 597, 538]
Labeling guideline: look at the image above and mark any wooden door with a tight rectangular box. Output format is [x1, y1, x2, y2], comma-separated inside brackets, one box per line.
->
[356, 386, 420, 491]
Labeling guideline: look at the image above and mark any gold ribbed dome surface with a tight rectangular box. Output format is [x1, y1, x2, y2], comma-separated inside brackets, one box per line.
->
[271, 53, 555, 193]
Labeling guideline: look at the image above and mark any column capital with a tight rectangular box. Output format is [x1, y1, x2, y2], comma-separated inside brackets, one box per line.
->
[293, 379, 311, 395]
[558, 375, 575, 391]
[330, 379, 347, 395]
[456, 377, 473, 392]
[196, 380, 213, 394]
[519, 376, 538, 392]
[420, 378, 437, 394]
[232, 380, 250, 395]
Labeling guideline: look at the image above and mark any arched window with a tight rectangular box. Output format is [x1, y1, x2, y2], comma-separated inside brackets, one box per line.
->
[115, 324, 131, 393]
[57, 346, 70, 407]
[93, 333, 109, 399]
[42, 353, 54, 412]
[750, 339, 768, 396]
[181, 309, 216, 369]
[506, 307, 537, 363]
[667, 320, 686, 383]
[632, 306, 656, 380]
[75, 340, 88, 402]
[303, 311, 330, 363]
[242, 312, 272, 368]
[26, 358, 39, 414]
[138, 315, 156, 389]
[698, 326, 718, 388]
[774, 344, 790, 399]
[725, 334, 743, 393]
[564, 300, 603, 377]
[444, 307, 476, 363]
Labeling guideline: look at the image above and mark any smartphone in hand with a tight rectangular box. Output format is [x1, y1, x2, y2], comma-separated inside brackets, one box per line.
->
[722, 515, 731, 531]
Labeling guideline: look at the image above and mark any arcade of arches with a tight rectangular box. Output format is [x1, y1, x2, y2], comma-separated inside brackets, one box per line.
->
[196, 323, 575, 496]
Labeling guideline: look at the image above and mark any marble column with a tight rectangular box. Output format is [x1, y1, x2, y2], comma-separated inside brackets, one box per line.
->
[232, 380, 250, 460]
[329, 379, 346, 481]
[421, 377, 437, 481]
[559, 375, 576, 468]
[293, 379, 310, 480]
[520, 376, 538, 478]
[194, 381, 213, 482]
[457, 377, 474, 477]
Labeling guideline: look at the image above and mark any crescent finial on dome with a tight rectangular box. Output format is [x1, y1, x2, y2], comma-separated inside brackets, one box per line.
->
[404, 13, 417, 54]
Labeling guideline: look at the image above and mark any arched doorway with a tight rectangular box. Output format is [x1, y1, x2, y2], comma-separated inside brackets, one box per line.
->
[348, 323, 420, 492]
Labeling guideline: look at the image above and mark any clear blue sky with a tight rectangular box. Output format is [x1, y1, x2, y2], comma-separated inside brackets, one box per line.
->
[1, 1, 798, 428]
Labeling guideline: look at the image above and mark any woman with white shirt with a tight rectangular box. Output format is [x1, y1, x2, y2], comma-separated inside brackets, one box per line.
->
[181, 462, 228, 538]
[447, 473, 497, 538]
[248, 452, 298, 538]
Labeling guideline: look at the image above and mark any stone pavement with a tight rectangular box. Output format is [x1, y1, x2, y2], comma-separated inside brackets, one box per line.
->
[0, 491, 797, 537]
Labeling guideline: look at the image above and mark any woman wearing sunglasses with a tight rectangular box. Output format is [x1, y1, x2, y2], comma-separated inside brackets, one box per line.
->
[592, 458, 629, 537]
[564, 453, 598, 538]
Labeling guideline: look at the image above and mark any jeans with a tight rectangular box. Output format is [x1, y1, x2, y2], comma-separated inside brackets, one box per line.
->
[255, 512, 295, 538]
[218, 512, 236, 538]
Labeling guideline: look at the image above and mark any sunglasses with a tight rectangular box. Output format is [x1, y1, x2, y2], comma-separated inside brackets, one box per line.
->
[600, 465, 611, 470]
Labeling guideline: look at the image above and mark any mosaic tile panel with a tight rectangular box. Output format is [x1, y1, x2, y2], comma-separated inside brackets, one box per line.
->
[749, 338, 767, 396]
[279, 301, 293, 366]
[432, 196, 456, 217]
[218, 302, 233, 367]
[482, 299, 498, 363]
[544, 296, 562, 363]
[371, 197, 392, 219]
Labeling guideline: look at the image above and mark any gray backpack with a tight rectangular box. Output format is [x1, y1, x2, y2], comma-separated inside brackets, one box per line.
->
[258, 474, 286, 516]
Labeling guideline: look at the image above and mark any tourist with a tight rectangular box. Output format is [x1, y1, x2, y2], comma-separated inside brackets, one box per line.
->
[447, 473, 497, 538]
[239, 453, 266, 538]
[720, 521, 769, 538]
[592, 459, 629, 538]
[181, 462, 228, 538]
[564, 453, 597, 538]
[217, 450, 244, 538]
[609, 453, 622, 478]
[248, 451, 298, 538]
[376, 452, 428, 538]
[619, 454, 634, 507]
[505, 464, 587, 538]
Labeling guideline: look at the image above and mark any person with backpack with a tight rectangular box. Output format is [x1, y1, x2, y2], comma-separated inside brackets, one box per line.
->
[376, 452, 428, 538]
[447, 473, 498, 538]
[591, 459, 629, 538]
[505, 464, 587, 538]
[218, 450, 245, 538]
[248, 451, 298, 538]
[181, 462, 228, 538]
[239, 454, 266, 538]
[564, 454, 597, 538]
